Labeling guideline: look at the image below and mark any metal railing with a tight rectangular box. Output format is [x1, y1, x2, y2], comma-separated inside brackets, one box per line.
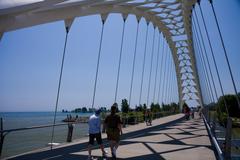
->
[0, 111, 177, 158]
[203, 108, 240, 160]
[0, 117, 78, 158]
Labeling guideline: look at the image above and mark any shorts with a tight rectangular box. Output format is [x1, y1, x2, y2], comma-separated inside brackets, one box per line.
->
[89, 133, 102, 145]
[106, 128, 120, 142]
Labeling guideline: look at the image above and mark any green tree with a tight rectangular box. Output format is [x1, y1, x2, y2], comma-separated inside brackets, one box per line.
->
[218, 94, 240, 118]
[121, 99, 129, 113]
[88, 108, 95, 113]
[82, 107, 87, 113]
[135, 104, 143, 112]
[101, 107, 107, 112]
[170, 102, 179, 113]
[74, 108, 82, 113]
[150, 103, 161, 113]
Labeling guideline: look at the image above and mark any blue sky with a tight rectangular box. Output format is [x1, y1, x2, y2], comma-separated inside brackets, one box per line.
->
[194, 0, 240, 104]
[0, 0, 239, 112]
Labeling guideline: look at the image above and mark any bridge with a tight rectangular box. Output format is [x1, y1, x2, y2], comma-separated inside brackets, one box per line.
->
[0, 0, 240, 160]
[5, 114, 217, 160]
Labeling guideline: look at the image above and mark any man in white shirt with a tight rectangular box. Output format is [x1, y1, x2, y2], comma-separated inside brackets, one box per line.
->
[88, 109, 107, 159]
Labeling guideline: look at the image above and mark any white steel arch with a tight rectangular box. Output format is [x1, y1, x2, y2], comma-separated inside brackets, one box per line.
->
[0, 0, 202, 108]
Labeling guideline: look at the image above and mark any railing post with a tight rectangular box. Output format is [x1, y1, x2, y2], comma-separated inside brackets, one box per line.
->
[208, 107, 211, 122]
[207, 107, 210, 123]
[211, 113, 216, 137]
[0, 118, 4, 157]
[204, 107, 209, 122]
[224, 117, 232, 160]
[67, 123, 74, 142]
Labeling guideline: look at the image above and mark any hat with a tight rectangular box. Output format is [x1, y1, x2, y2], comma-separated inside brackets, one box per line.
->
[95, 109, 101, 115]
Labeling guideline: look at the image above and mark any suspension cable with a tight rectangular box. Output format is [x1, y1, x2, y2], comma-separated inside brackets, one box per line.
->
[193, 9, 219, 104]
[50, 27, 69, 150]
[91, 20, 105, 109]
[169, 63, 173, 103]
[175, 68, 179, 104]
[153, 32, 161, 103]
[169, 52, 174, 104]
[129, 21, 140, 107]
[164, 53, 169, 104]
[114, 18, 126, 103]
[171, 65, 175, 104]
[193, 31, 211, 104]
[161, 45, 168, 104]
[170, 58, 175, 104]
[165, 48, 171, 104]
[193, 21, 225, 117]
[166, 59, 172, 104]
[197, 3, 229, 116]
[157, 36, 165, 103]
[139, 22, 149, 105]
[171, 63, 175, 103]
[192, 15, 215, 103]
[147, 26, 156, 107]
[192, 24, 214, 104]
[171, 68, 176, 104]
[171, 62, 175, 103]
[193, 8, 226, 117]
[208, 0, 240, 110]
[172, 68, 176, 103]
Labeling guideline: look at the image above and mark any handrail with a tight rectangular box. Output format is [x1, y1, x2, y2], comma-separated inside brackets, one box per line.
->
[1, 111, 175, 134]
[0, 122, 70, 134]
[203, 114, 224, 160]
[0, 120, 79, 157]
[202, 108, 240, 160]
[0, 111, 177, 158]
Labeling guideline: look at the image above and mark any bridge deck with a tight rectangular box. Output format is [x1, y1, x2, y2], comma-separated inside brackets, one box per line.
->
[7, 114, 216, 160]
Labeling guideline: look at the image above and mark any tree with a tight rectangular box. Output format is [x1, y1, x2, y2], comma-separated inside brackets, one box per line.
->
[74, 108, 82, 113]
[135, 104, 143, 112]
[121, 99, 129, 113]
[150, 103, 161, 113]
[218, 94, 240, 118]
[170, 102, 179, 113]
[101, 107, 107, 112]
[88, 108, 95, 112]
[82, 107, 87, 113]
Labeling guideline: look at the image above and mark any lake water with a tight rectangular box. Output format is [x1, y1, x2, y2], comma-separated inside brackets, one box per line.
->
[0, 112, 91, 158]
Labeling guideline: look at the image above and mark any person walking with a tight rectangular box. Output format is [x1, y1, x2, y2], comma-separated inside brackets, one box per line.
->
[88, 109, 107, 160]
[104, 103, 122, 159]
[145, 109, 152, 126]
[183, 103, 190, 120]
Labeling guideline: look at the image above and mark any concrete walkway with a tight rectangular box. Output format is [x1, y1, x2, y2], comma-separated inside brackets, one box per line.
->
[8, 114, 216, 160]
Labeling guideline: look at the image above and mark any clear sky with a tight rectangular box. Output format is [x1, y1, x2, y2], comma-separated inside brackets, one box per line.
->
[194, 0, 240, 104]
[0, 0, 239, 112]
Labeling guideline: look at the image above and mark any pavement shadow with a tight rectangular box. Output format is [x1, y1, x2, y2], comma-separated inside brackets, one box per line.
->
[7, 116, 215, 160]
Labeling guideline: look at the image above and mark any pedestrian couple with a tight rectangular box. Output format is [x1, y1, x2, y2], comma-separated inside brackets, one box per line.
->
[88, 103, 122, 160]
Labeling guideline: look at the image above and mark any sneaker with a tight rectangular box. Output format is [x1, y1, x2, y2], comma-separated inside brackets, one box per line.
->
[88, 156, 93, 160]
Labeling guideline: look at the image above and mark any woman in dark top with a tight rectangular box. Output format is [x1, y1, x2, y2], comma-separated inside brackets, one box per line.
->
[104, 103, 122, 159]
